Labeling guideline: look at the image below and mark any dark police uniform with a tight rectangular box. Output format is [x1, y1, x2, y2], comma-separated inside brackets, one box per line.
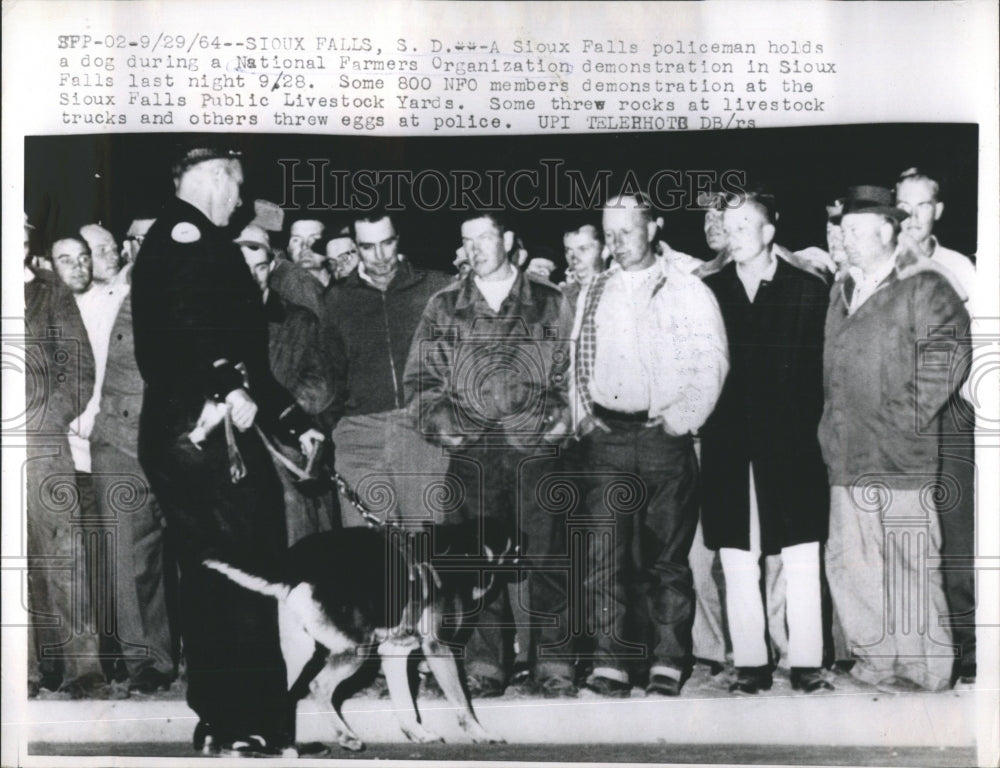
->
[132, 191, 310, 751]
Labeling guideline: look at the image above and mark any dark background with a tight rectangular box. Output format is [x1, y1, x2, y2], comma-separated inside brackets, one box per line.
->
[25, 124, 979, 274]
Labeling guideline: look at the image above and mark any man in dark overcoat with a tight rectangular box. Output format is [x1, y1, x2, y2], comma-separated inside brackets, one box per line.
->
[700, 190, 832, 695]
[131, 147, 321, 756]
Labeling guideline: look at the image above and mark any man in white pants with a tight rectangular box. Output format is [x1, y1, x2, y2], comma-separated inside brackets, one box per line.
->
[700, 190, 833, 694]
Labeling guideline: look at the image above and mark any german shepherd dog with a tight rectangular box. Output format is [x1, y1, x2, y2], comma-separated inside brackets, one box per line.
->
[202, 519, 516, 752]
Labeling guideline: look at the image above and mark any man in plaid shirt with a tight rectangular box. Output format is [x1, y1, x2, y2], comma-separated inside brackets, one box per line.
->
[571, 193, 728, 697]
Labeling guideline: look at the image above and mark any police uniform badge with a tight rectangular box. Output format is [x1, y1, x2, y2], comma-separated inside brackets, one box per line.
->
[171, 222, 201, 243]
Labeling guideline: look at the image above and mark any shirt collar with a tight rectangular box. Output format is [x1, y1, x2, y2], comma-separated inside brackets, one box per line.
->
[355, 258, 415, 291]
[456, 267, 533, 311]
[735, 250, 778, 281]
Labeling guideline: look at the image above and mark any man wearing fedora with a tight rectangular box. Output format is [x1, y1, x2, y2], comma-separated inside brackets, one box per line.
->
[818, 185, 970, 692]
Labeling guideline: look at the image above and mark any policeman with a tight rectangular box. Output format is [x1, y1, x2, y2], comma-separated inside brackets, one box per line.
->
[131, 147, 322, 757]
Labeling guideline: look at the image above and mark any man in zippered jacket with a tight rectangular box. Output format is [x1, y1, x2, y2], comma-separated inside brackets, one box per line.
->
[322, 211, 453, 527]
[403, 210, 577, 698]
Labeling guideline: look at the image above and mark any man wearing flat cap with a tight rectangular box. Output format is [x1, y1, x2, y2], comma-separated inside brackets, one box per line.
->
[818, 185, 970, 692]
[132, 146, 323, 757]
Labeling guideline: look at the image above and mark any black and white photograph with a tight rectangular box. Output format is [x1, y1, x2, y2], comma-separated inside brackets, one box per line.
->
[11, 124, 985, 764]
[3, 3, 998, 768]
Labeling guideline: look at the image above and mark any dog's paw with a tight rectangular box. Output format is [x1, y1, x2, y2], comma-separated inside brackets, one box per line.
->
[459, 717, 505, 744]
[337, 733, 365, 752]
[402, 724, 444, 744]
[471, 729, 506, 745]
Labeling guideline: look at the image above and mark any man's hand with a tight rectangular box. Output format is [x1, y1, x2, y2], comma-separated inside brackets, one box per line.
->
[438, 431, 465, 448]
[645, 414, 684, 437]
[577, 413, 611, 438]
[225, 388, 258, 431]
[69, 403, 97, 440]
[542, 418, 572, 444]
[298, 428, 325, 460]
[526, 258, 556, 281]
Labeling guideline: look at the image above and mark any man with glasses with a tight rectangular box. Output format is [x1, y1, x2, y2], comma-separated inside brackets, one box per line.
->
[324, 231, 360, 282]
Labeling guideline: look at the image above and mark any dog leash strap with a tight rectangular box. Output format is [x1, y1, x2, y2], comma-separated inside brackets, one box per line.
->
[328, 470, 391, 530]
[253, 425, 311, 480]
[252, 425, 389, 530]
[224, 409, 247, 484]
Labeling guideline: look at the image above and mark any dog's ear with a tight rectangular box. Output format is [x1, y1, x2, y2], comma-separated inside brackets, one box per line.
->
[496, 537, 513, 564]
[471, 574, 495, 601]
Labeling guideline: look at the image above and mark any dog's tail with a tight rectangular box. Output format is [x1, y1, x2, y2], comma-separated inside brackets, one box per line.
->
[202, 559, 290, 601]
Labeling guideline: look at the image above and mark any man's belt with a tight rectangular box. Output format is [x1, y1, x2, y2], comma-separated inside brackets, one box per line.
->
[593, 404, 650, 423]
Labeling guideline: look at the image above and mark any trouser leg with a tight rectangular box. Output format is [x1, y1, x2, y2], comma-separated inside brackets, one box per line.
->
[518, 451, 574, 681]
[385, 410, 457, 526]
[143, 430, 291, 744]
[463, 587, 512, 683]
[580, 427, 638, 684]
[764, 554, 790, 668]
[720, 547, 768, 667]
[884, 489, 953, 691]
[331, 413, 394, 528]
[91, 442, 174, 679]
[449, 444, 512, 683]
[825, 486, 895, 685]
[26, 445, 103, 685]
[690, 520, 728, 664]
[781, 541, 823, 668]
[938, 393, 976, 677]
[640, 430, 699, 676]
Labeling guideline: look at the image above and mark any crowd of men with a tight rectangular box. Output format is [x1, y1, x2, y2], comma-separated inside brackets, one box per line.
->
[24, 147, 976, 756]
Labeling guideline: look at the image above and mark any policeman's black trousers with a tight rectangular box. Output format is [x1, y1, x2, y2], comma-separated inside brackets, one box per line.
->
[141, 426, 291, 745]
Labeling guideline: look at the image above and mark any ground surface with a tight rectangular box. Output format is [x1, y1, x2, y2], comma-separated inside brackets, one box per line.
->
[26, 742, 978, 765]
[13, 664, 987, 766]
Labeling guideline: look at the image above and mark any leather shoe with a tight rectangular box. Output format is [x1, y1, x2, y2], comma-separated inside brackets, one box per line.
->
[729, 666, 772, 695]
[129, 667, 174, 694]
[586, 675, 631, 698]
[874, 675, 923, 694]
[791, 667, 834, 693]
[646, 674, 682, 697]
[192, 721, 216, 754]
[466, 674, 505, 698]
[540, 676, 579, 698]
[62, 672, 111, 700]
[216, 734, 283, 758]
